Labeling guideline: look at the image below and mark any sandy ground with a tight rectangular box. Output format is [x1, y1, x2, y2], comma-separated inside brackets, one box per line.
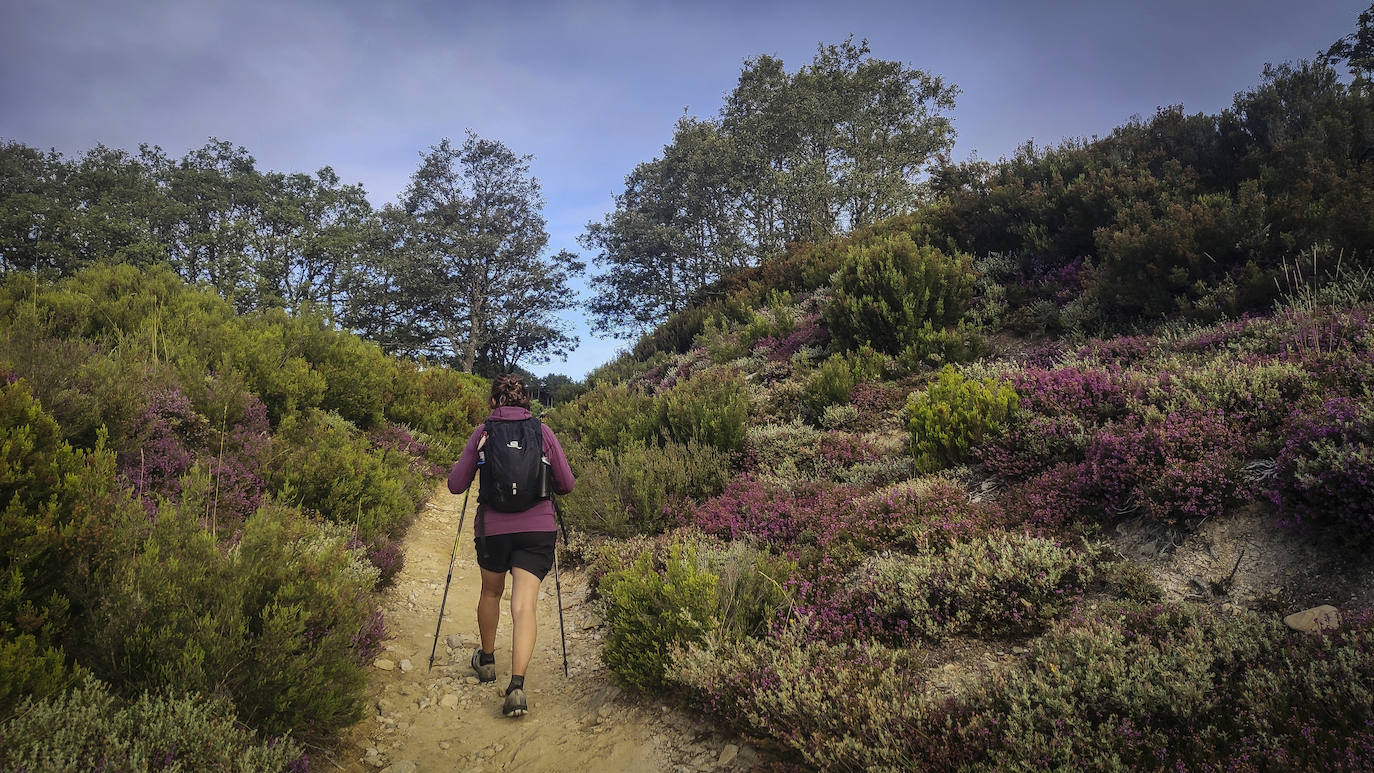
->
[326, 484, 759, 773]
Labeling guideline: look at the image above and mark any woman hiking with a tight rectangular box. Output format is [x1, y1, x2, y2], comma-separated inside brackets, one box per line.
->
[447, 374, 575, 717]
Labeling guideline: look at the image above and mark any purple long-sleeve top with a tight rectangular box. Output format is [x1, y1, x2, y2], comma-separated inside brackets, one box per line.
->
[447, 406, 575, 536]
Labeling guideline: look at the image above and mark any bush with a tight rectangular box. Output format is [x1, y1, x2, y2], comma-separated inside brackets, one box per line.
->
[86, 504, 380, 745]
[1271, 397, 1374, 536]
[660, 368, 750, 452]
[599, 542, 718, 691]
[906, 366, 1019, 473]
[670, 627, 934, 771]
[1, 675, 305, 771]
[1083, 410, 1250, 524]
[825, 232, 975, 355]
[545, 381, 661, 453]
[940, 604, 1374, 771]
[267, 409, 428, 541]
[849, 533, 1097, 642]
[558, 439, 732, 537]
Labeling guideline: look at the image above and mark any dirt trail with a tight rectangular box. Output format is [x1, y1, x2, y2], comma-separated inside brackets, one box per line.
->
[330, 484, 758, 773]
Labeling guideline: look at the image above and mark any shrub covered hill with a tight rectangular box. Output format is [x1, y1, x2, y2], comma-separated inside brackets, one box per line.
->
[0, 263, 486, 767]
[544, 52, 1374, 771]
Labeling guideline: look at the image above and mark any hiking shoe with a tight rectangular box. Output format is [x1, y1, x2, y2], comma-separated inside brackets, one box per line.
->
[502, 688, 528, 717]
[470, 648, 495, 683]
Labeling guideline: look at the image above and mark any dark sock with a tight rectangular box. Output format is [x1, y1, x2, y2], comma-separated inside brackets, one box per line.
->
[479, 650, 494, 666]
[506, 675, 525, 695]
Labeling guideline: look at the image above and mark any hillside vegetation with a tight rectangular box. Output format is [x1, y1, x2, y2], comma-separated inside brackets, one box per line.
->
[0, 264, 484, 767]
[543, 40, 1374, 772]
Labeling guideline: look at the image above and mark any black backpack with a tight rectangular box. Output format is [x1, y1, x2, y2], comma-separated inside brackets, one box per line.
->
[478, 417, 550, 512]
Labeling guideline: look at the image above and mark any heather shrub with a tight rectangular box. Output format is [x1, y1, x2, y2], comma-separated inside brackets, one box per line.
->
[1011, 365, 1142, 423]
[558, 439, 731, 537]
[851, 534, 1097, 642]
[938, 604, 1374, 771]
[669, 628, 934, 770]
[740, 290, 798, 347]
[999, 462, 1099, 532]
[661, 368, 750, 452]
[1084, 410, 1250, 524]
[599, 542, 718, 691]
[743, 422, 881, 484]
[0, 633, 81, 719]
[818, 402, 859, 429]
[1, 675, 304, 772]
[894, 320, 987, 370]
[825, 231, 974, 355]
[384, 359, 485, 463]
[980, 413, 1089, 480]
[684, 476, 855, 551]
[800, 347, 885, 422]
[267, 408, 427, 541]
[841, 477, 1006, 557]
[697, 538, 797, 641]
[1271, 397, 1374, 536]
[552, 441, 627, 536]
[906, 366, 1019, 473]
[1167, 358, 1320, 450]
[87, 504, 379, 744]
[545, 381, 661, 452]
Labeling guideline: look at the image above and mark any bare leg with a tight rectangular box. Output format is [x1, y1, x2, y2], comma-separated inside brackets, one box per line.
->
[509, 567, 542, 676]
[477, 568, 506, 656]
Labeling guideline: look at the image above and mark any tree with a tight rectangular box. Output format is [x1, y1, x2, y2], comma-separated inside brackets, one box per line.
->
[398, 132, 581, 373]
[583, 37, 958, 337]
[1323, 2, 1374, 79]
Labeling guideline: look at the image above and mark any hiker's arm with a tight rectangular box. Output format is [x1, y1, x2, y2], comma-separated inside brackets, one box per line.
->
[542, 425, 575, 495]
[447, 425, 486, 494]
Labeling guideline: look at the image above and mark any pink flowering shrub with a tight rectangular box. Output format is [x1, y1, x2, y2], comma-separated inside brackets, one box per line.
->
[119, 388, 206, 513]
[683, 476, 856, 548]
[999, 462, 1099, 532]
[1011, 365, 1144, 422]
[1271, 397, 1374, 535]
[980, 413, 1089, 479]
[844, 478, 1006, 554]
[1083, 410, 1251, 524]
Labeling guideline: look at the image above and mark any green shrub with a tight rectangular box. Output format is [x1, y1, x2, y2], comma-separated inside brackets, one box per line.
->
[1, 675, 304, 771]
[546, 381, 662, 452]
[0, 632, 82, 719]
[697, 539, 796, 641]
[740, 290, 798, 347]
[599, 542, 718, 691]
[800, 347, 886, 422]
[661, 368, 750, 452]
[894, 320, 987, 371]
[855, 533, 1097, 640]
[824, 232, 975, 355]
[670, 627, 933, 771]
[268, 408, 427, 541]
[87, 504, 379, 744]
[558, 439, 732, 537]
[907, 366, 1019, 473]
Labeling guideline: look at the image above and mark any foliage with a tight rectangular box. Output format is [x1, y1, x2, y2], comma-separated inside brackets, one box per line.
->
[1271, 397, 1374, 535]
[268, 409, 429, 542]
[906, 366, 1019, 473]
[1, 675, 305, 772]
[660, 368, 750, 452]
[557, 439, 732, 537]
[86, 504, 380, 745]
[846, 534, 1097, 642]
[825, 231, 975, 356]
[598, 542, 719, 691]
[545, 381, 661, 453]
[583, 38, 958, 336]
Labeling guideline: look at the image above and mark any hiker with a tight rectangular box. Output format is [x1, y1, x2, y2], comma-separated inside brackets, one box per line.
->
[447, 374, 575, 717]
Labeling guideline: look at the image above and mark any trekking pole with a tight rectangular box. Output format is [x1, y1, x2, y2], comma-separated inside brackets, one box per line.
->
[428, 485, 471, 673]
[553, 496, 570, 678]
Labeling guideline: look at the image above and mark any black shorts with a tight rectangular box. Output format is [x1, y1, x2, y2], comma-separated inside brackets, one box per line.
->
[475, 530, 558, 580]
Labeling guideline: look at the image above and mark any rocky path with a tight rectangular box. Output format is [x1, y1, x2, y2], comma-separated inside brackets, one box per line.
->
[328, 483, 760, 773]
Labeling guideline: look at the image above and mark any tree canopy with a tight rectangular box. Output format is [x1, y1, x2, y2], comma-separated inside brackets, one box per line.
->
[581, 37, 958, 337]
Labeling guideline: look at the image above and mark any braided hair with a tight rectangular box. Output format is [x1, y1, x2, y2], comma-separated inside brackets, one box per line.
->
[490, 373, 530, 409]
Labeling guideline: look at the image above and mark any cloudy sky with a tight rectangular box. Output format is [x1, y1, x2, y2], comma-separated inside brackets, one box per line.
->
[2, 0, 1367, 377]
